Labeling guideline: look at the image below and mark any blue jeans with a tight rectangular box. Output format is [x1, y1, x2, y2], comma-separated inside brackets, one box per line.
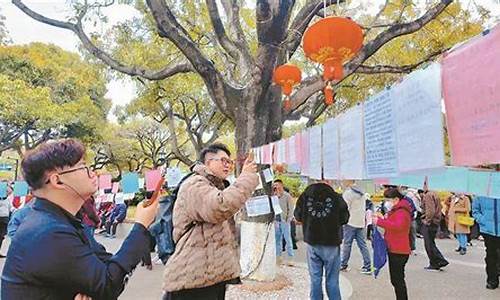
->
[275, 221, 294, 257]
[456, 233, 467, 249]
[306, 244, 342, 300]
[341, 225, 371, 269]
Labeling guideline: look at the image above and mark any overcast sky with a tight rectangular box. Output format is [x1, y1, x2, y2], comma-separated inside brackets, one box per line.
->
[1, 0, 499, 121]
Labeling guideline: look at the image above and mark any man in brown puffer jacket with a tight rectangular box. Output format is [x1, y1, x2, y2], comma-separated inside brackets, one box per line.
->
[163, 143, 258, 300]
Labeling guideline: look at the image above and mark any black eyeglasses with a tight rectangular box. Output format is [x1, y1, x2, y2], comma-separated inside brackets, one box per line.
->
[208, 158, 234, 166]
[45, 165, 92, 184]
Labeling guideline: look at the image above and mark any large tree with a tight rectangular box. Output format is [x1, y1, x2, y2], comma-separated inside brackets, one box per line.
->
[14, 0, 490, 157]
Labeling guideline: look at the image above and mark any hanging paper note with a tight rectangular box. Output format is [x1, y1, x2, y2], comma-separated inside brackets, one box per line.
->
[145, 169, 162, 191]
[106, 193, 115, 202]
[262, 144, 273, 165]
[322, 118, 340, 180]
[111, 182, 120, 194]
[427, 167, 468, 192]
[295, 132, 303, 167]
[389, 175, 426, 189]
[309, 125, 323, 179]
[364, 89, 398, 178]
[13, 181, 29, 197]
[245, 195, 271, 217]
[442, 27, 500, 166]
[467, 170, 491, 196]
[339, 105, 365, 179]
[167, 167, 183, 187]
[138, 178, 145, 189]
[98, 174, 112, 190]
[121, 172, 139, 194]
[274, 140, 285, 164]
[374, 178, 390, 186]
[301, 131, 311, 176]
[490, 172, 500, 199]
[271, 195, 283, 215]
[0, 182, 7, 198]
[288, 135, 297, 164]
[393, 63, 445, 173]
[114, 192, 125, 204]
[262, 168, 274, 183]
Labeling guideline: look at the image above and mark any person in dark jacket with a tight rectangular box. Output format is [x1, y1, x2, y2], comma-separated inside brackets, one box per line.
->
[294, 182, 349, 300]
[373, 188, 412, 300]
[1, 139, 158, 300]
[418, 189, 449, 271]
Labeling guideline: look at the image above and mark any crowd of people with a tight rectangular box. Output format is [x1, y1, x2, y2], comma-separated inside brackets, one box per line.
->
[0, 138, 499, 300]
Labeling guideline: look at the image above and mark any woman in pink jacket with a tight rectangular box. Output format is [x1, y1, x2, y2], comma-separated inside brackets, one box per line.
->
[373, 188, 412, 300]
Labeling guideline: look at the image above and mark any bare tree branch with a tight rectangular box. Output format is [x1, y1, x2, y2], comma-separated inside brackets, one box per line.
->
[220, 0, 253, 63]
[205, 0, 241, 61]
[357, 47, 449, 74]
[146, 0, 237, 118]
[12, 0, 195, 80]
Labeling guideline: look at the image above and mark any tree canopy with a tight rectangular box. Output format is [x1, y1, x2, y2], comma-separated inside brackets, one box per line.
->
[0, 43, 111, 156]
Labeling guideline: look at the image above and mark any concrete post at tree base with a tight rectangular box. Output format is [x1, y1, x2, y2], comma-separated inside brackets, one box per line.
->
[238, 164, 277, 282]
[239, 221, 276, 281]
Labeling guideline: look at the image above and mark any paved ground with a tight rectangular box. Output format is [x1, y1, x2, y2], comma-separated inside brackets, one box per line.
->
[1, 223, 499, 299]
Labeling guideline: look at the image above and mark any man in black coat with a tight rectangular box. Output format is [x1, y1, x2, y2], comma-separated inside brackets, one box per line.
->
[294, 182, 349, 300]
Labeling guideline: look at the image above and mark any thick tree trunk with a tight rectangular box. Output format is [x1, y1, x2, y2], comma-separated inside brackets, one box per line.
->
[233, 86, 284, 282]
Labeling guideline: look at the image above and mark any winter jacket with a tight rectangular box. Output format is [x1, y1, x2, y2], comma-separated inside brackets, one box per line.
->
[376, 199, 412, 255]
[343, 186, 366, 228]
[421, 191, 442, 226]
[7, 202, 33, 238]
[294, 183, 349, 246]
[162, 164, 258, 292]
[472, 196, 500, 237]
[1, 198, 150, 300]
[447, 195, 471, 234]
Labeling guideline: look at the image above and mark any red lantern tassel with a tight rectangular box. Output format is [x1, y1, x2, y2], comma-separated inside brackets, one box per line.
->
[324, 84, 335, 106]
[283, 96, 292, 110]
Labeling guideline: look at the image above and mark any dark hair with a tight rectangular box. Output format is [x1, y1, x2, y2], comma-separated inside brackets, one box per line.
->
[273, 179, 283, 185]
[199, 143, 231, 163]
[21, 139, 86, 190]
[383, 188, 404, 199]
[417, 189, 424, 194]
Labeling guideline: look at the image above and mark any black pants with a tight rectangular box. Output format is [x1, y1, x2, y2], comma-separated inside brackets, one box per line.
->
[422, 223, 448, 267]
[0, 218, 8, 251]
[484, 234, 500, 285]
[105, 221, 120, 235]
[388, 253, 409, 300]
[163, 282, 226, 300]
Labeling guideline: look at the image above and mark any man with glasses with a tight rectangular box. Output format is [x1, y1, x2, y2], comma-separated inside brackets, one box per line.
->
[1, 139, 158, 299]
[163, 143, 258, 300]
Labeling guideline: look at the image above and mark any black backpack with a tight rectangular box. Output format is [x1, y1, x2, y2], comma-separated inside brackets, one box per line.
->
[150, 172, 195, 264]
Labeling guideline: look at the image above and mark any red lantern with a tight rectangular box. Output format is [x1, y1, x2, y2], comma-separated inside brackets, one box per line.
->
[303, 17, 363, 105]
[273, 64, 302, 110]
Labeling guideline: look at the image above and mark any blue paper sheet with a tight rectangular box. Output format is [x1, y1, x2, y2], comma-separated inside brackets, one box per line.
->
[13, 181, 29, 197]
[121, 172, 139, 194]
[0, 182, 7, 198]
